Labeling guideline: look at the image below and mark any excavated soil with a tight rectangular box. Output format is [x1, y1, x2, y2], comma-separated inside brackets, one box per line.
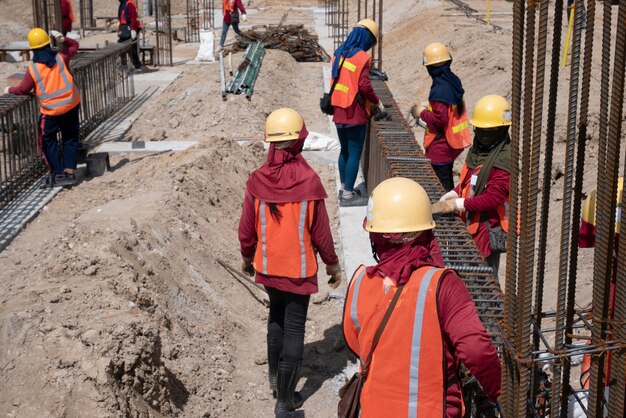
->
[1, 0, 625, 416]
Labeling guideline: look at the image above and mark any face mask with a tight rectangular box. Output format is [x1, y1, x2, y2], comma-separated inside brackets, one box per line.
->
[474, 127, 506, 151]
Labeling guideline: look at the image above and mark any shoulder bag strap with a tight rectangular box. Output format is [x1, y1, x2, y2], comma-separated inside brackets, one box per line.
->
[361, 282, 406, 375]
[329, 56, 347, 95]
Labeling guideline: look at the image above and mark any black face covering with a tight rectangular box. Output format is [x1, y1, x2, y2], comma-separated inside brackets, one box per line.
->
[474, 127, 507, 152]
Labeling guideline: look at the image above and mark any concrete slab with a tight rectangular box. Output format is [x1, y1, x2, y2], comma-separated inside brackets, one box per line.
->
[96, 141, 198, 154]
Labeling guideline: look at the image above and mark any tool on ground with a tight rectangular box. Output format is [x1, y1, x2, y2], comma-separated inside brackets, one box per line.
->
[217, 258, 269, 307]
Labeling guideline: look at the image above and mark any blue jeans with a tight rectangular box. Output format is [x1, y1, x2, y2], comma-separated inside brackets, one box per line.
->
[219, 21, 242, 47]
[337, 125, 367, 192]
[39, 105, 80, 175]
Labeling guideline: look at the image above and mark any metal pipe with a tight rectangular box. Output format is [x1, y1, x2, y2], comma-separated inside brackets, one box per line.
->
[219, 51, 226, 99]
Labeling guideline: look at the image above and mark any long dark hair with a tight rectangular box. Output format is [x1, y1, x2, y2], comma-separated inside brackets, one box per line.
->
[268, 203, 282, 223]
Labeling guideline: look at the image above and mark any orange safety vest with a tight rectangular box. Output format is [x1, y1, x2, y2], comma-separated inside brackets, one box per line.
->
[458, 163, 509, 235]
[423, 101, 471, 150]
[330, 50, 371, 114]
[27, 55, 80, 116]
[253, 200, 318, 279]
[343, 265, 446, 417]
[223, 0, 236, 15]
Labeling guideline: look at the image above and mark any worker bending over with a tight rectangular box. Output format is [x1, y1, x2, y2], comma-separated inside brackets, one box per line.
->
[5, 28, 80, 187]
[433, 94, 511, 277]
[342, 177, 501, 417]
[412, 43, 471, 191]
[239, 108, 342, 417]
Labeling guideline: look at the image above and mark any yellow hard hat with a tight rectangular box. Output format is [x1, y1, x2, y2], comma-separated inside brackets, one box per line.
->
[582, 177, 623, 233]
[357, 19, 379, 44]
[423, 42, 452, 66]
[470, 94, 513, 128]
[365, 177, 436, 233]
[28, 28, 51, 49]
[265, 108, 305, 142]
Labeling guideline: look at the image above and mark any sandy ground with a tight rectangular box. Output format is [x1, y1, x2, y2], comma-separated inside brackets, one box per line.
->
[1, 0, 625, 415]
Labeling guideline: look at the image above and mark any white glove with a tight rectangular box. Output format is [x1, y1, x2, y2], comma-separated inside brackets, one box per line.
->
[439, 190, 459, 202]
[241, 14, 248, 21]
[377, 101, 385, 112]
[50, 30, 64, 44]
[131, 30, 137, 40]
[455, 198, 465, 211]
[4, 86, 11, 95]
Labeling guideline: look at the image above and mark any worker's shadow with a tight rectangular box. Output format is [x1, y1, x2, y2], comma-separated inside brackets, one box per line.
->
[298, 323, 353, 401]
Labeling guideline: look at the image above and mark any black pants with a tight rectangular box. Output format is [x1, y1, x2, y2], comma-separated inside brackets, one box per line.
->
[487, 251, 501, 278]
[118, 32, 141, 69]
[432, 163, 455, 192]
[39, 105, 80, 175]
[265, 287, 310, 363]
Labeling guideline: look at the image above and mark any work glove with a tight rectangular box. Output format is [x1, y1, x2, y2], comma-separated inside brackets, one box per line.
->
[326, 263, 343, 289]
[373, 111, 391, 121]
[241, 14, 248, 21]
[3, 87, 10, 95]
[432, 198, 464, 215]
[439, 189, 459, 202]
[131, 30, 137, 40]
[377, 101, 385, 113]
[411, 102, 428, 119]
[241, 257, 255, 276]
[50, 30, 64, 45]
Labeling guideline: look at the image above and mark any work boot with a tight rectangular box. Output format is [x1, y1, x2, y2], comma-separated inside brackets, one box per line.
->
[339, 191, 368, 207]
[55, 173, 77, 187]
[274, 359, 304, 417]
[267, 336, 282, 397]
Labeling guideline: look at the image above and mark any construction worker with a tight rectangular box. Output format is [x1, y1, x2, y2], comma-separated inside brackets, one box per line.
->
[117, 0, 143, 73]
[343, 177, 501, 417]
[4, 28, 80, 187]
[432, 94, 511, 277]
[61, 0, 75, 36]
[238, 108, 342, 417]
[331, 19, 383, 207]
[217, 0, 248, 53]
[412, 43, 471, 192]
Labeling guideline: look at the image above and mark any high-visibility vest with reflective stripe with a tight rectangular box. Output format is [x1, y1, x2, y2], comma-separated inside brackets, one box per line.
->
[343, 265, 446, 418]
[28, 55, 80, 116]
[458, 164, 509, 234]
[423, 101, 471, 150]
[330, 50, 371, 113]
[253, 200, 318, 279]
[223, 0, 235, 15]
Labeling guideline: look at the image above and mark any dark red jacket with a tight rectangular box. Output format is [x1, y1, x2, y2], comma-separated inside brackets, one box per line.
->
[61, 0, 73, 35]
[223, 0, 246, 24]
[438, 270, 502, 415]
[238, 190, 339, 295]
[420, 101, 463, 165]
[8, 38, 80, 96]
[332, 61, 379, 126]
[454, 166, 511, 257]
[119, 0, 141, 31]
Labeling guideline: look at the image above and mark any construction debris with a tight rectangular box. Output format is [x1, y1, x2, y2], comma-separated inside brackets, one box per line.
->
[227, 42, 266, 100]
[231, 25, 330, 63]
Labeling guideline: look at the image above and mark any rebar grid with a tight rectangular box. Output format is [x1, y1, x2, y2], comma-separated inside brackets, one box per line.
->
[187, 0, 200, 42]
[155, 0, 173, 66]
[201, 0, 215, 30]
[364, 80, 505, 346]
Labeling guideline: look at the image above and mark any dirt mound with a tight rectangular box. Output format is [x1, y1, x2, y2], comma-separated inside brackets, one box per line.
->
[126, 49, 329, 141]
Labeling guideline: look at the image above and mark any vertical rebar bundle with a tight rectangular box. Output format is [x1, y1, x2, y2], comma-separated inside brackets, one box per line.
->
[201, 0, 215, 30]
[32, 0, 62, 32]
[79, 0, 96, 29]
[155, 0, 174, 66]
[187, 0, 200, 42]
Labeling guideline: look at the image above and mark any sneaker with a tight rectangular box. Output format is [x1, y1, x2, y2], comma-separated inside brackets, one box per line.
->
[55, 173, 77, 187]
[339, 192, 368, 207]
[337, 188, 362, 199]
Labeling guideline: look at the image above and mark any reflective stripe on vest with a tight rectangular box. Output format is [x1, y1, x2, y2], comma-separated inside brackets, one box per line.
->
[330, 50, 371, 111]
[423, 101, 471, 150]
[345, 266, 446, 417]
[459, 164, 509, 234]
[253, 200, 317, 279]
[28, 55, 80, 116]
